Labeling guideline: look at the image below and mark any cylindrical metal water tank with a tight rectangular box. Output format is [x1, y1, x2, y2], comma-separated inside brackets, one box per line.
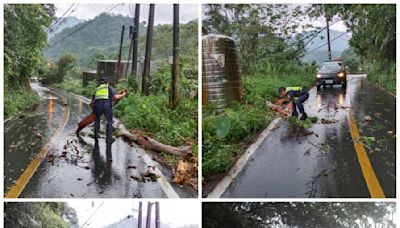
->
[202, 34, 243, 109]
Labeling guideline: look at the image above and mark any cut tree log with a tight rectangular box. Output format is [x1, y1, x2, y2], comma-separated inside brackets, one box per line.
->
[121, 133, 192, 158]
[266, 100, 290, 116]
[116, 120, 192, 158]
[76, 113, 96, 134]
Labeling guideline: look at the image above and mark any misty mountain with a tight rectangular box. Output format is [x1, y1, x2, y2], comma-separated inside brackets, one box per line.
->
[301, 29, 351, 65]
[48, 16, 84, 38]
[44, 13, 146, 66]
[44, 13, 198, 69]
[104, 216, 171, 228]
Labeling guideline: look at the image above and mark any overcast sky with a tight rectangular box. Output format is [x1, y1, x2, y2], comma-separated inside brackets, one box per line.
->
[68, 200, 200, 228]
[55, 4, 198, 24]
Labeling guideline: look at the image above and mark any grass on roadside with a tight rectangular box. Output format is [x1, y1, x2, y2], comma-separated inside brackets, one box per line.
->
[364, 62, 396, 94]
[202, 70, 315, 179]
[4, 87, 40, 119]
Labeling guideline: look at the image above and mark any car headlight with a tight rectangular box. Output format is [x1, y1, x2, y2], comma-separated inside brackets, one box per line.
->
[316, 74, 321, 78]
[337, 72, 345, 77]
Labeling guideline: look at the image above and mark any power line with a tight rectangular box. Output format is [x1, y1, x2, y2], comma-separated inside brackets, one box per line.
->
[50, 4, 122, 47]
[292, 19, 339, 49]
[80, 202, 105, 228]
[304, 32, 348, 56]
[49, 4, 79, 34]
[48, 4, 75, 32]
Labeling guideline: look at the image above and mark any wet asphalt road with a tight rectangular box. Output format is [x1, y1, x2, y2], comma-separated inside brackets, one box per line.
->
[5, 83, 192, 198]
[221, 75, 396, 198]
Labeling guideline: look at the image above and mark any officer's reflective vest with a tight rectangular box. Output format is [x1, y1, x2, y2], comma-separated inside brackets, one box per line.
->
[285, 86, 302, 93]
[285, 86, 302, 101]
[95, 83, 109, 100]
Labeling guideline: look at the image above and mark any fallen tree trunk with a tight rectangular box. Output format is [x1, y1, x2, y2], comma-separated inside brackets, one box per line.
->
[266, 100, 289, 116]
[116, 120, 192, 158]
[76, 113, 96, 134]
[121, 133, 192, 158]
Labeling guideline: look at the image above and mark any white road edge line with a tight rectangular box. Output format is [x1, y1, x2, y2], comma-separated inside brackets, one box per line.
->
[73, 92, 180, 198]
[207, 117, 282, 198]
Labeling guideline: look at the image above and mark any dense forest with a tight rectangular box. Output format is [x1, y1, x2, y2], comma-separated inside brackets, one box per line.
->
[202, 4, 396, 184]
[4, 4, 54, 118]
[203, 202, 396, 228]
[4, 202, 79, 228]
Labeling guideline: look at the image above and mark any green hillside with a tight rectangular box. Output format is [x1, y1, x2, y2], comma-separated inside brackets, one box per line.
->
[45, 13, 198, 69]
[45, 13, 145, 67]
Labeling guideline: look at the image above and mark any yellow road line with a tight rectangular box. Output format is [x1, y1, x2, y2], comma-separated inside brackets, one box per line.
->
[348, 108, 385, 198]
[5, 90, 70, 198]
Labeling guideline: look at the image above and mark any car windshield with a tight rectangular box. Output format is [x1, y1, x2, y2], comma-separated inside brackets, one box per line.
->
[320, 62, 342, 71]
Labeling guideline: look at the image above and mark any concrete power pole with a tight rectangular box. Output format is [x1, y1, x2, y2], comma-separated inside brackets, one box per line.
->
[170, 4, 180, 109]
[155, 202, 160, 228]
[117, 25, 125, 79]
[137, 202, 142, 228]
[142, 4, 155, 96]
[326, 15, 332, 61]
[145, 202, 152, 228]
[132, 4, 140, 77]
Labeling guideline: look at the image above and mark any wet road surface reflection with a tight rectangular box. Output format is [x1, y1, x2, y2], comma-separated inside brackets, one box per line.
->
[222, 75, 395, 198]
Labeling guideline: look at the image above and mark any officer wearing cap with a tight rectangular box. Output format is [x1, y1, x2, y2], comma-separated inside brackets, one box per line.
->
[93, 75, 127, 143]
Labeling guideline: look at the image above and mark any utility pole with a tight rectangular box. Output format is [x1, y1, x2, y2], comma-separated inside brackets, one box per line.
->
[137, 202, 142, 228]
[142, 4, 155, 96]
[170, 4, 180, 109]
[132, 4, 140, 77]
[326, 15, 332, 61]
[146, 202, 152, 228]
[117, 25, 125, 79]
[155, 202, 160, 228]
[125, 31, 133, 78]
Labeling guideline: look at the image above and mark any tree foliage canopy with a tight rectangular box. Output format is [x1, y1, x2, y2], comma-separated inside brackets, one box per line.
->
[4, 4, 54, 87]
[309, 4, 396, 63]
[203, 4, 317, 74]
[4, 202, 79, 228]
[203, 202, 395, 228]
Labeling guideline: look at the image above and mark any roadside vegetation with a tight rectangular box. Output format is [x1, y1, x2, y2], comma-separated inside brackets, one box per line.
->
[202, 4, 318, 180]
[4, 4, 54, 118]
[5, 202, 78, 228]
[203, 66, 316, 177]
[323, 4, 396, 94]
[202, 4, 396, 183]
[364, 62, 396, 94]
[4, 88, 40, 118]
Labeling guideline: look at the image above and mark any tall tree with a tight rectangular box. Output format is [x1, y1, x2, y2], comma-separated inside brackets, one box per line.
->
[309, 4, 396, 63]
[203, 4, 314, 74]
[4, 202, 79, 228]
[4, 4, 54, 89]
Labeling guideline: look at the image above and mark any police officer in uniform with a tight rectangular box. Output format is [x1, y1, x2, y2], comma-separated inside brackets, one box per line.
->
[93, 75, 127, 143]
[279, 86, 309, 120]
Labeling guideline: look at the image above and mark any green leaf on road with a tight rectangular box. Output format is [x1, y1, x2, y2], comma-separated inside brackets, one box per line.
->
[361, 136, 376, 148]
